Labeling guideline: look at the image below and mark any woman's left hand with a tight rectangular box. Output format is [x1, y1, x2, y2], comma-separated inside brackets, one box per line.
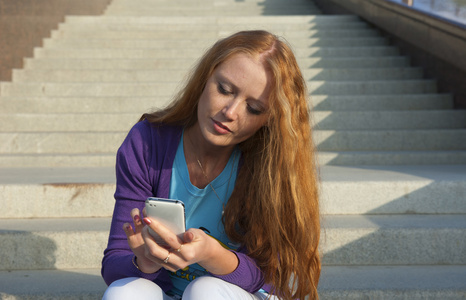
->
[141, 217, 239, 275]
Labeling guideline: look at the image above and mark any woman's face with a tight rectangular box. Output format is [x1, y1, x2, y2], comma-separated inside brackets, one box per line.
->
[196, 53, 272, 149]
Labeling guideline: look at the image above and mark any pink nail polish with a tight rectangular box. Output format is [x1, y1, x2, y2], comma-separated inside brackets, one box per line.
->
[143, 218, 151, 225]
[134, 215, 141, 222]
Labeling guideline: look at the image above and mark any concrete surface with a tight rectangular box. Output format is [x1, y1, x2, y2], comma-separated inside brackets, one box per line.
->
[1, 0, 465, 298]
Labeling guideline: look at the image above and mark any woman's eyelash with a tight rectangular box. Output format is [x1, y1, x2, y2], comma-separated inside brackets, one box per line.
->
[218, 84, 230, 95]
[217, 83, 264, 115]
[247, 105, 262, 115]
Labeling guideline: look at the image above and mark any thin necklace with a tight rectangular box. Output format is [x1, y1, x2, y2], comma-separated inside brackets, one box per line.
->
[188, 132, 237, 214]
[196, 150, 237, 215]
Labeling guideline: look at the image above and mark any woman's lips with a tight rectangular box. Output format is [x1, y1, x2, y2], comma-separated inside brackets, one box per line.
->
[212, 119, 232, 134]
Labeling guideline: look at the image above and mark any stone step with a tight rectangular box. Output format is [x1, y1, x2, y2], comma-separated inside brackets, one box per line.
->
[56, 21, 372, 34]
[319, 164, 466, 215]
[23, 56, 410, 70]
[104, 4, 320, 11]
[0, 96, 171, 113]
[309, 80, 436, 95]
[321, 214, 466, 266]
[0, 218, 111, 270]
[24, 57, 199, 70]
[105, 2, 319, 7]
[63, 15, 358, 25]
[0, 114, 138, 132]
[6, 0, 465, 297]
[31, 46, 400, 59]
[1, 110, 464, 132]
[0, 153, 117, 168]
[313, 110, 466, 130]
[107, 0, 315, 3]
[0, 167, 115, 218]
[311, 94, 453, 111]
[106, 0, 317, 5]
[55, 21, 366, 33]
[166, 0, 316, 2]
[41, 36, 388, 49]
[2, 150, 466, 168]
[0, 214, 464, 270]
[124, 0, 315, 4]
[12, 67, 423, 83]
[132, 0, 314, 3]
[104, 9, 321, 17]
[0, 132, 125, 154]
[51, 26, 371, 39]
[104, 2, 319, 10]
[0, 94, 452, 114]
[104, 2, 319, 8]
[1, 165, 465, 218]
[316, 129, 466, 151]
[0, 269, 106, 299]
[318, 265, 466, 299]
[104, 7, 321, 16]
[1, 266, 465, 299]
[319, 150, 466, 166]
[0, 167, 116, 218]
[0, 80, 435, 97]
[2, 129, 464, 154]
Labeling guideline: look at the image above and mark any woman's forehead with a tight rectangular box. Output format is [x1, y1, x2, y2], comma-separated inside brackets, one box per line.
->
[213, 54, 272, 103]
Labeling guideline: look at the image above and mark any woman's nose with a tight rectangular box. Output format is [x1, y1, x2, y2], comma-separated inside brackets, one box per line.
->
[222, 99, 240, 120]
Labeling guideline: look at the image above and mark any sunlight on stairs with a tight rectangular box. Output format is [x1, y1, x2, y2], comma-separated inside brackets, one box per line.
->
[0, 0, 465, 298]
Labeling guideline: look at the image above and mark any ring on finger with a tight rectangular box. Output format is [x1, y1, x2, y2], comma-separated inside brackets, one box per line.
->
[175, 244, 183, 252]
[163, 252, 171, 264]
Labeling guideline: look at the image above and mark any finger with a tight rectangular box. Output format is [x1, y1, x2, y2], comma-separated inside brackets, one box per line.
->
[122, 223, 133, 236]
[123, 223, 141, 251]
[130, 208, 143, 232]
[143, 217, 183, 250]
[183, 230, 195, 243]
[141, 227, 193, 272]
[141, 227, 178, 267]
[158, 251, 181, 272]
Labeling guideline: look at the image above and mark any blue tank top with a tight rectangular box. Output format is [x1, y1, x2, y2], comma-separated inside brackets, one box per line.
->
[168, 131, 240, 296]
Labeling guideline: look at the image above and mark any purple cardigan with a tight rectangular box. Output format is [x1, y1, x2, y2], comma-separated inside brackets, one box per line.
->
[101, 120, 266, 294]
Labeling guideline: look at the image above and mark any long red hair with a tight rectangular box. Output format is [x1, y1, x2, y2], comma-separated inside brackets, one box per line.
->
[142, 30, 321, 300]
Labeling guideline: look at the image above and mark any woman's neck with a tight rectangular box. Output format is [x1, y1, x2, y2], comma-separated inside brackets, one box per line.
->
[183, 126, 235, 188]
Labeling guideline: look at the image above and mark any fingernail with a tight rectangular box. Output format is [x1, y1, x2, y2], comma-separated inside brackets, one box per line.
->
[134, 215, 141, 222]
[124, 224, 131, 231]
[143, 218, 151, 225]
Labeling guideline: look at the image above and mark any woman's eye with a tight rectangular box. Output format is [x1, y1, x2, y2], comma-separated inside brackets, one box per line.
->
[217, 84, 230, 95]
[247, 105, 263, 115]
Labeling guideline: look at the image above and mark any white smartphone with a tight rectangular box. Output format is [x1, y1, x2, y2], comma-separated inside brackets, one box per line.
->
[145, 197, 186, 246]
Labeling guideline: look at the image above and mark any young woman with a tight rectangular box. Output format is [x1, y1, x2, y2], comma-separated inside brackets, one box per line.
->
[101, 30, 321, 300]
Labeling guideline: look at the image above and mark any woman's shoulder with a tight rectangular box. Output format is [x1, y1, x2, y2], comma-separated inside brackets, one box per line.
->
[117, 120, 182, 174]
[129, 120, 183, 142]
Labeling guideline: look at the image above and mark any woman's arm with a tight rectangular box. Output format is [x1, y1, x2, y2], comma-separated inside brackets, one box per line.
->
[141, 216, 265, 293]
[210, 248, 266, 293]
[101, 122, 172, 290]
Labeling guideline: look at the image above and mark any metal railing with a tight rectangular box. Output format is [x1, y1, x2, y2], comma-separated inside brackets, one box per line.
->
[391, 0, 466, 26]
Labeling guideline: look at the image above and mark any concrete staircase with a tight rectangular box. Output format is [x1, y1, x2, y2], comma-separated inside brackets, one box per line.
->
[0, 0, 465, 298]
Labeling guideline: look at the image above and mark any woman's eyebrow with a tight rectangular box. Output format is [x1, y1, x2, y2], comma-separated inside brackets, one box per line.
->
[216, 73, 236, 88]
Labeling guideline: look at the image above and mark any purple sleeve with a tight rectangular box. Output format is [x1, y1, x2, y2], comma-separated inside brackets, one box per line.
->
[210, 248, 265, 293]
[101, 122, 172, 291]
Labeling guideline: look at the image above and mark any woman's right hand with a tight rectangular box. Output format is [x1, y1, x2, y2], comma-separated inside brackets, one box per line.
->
[122, 208, 163, 274]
